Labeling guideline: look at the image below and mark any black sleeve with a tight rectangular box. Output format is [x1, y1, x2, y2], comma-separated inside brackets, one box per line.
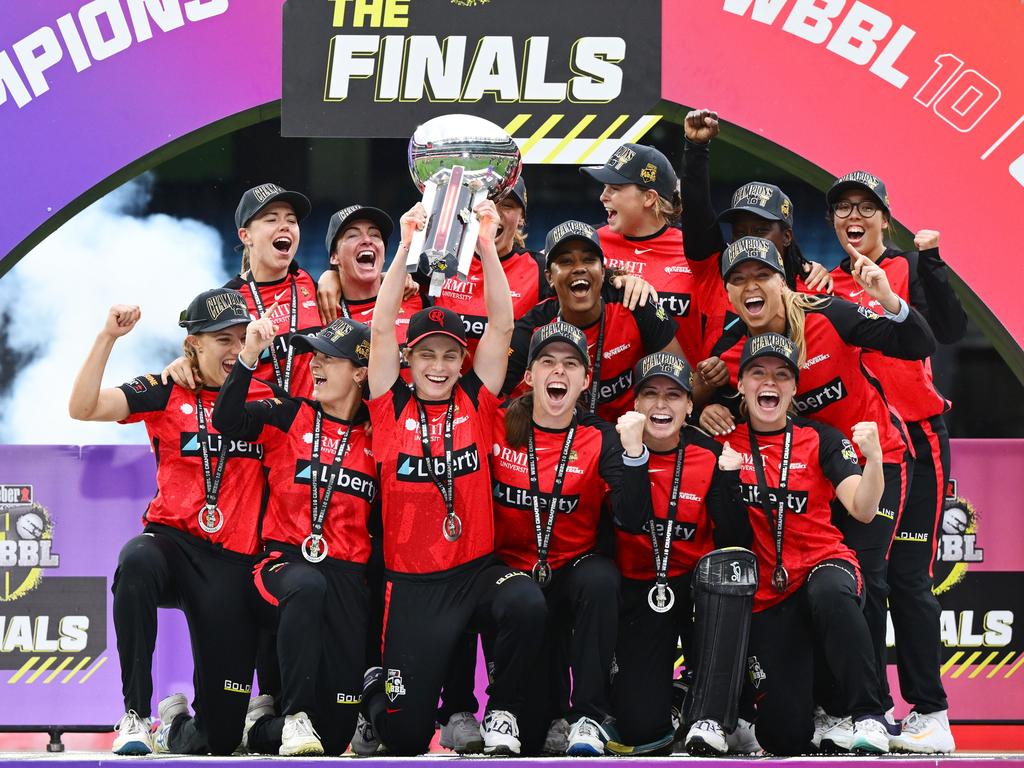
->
[119, 375, 174, 414]
[909, 248, 967, 344]
[818, 296, 936, 360]
[502, 302, 552, 395]
[212, 360, 301, 441]
[687, 429, 751, 548]
[592, 417, 653, 534]
[616, 286, 677, 353]
[814, 422, 863, 489]
[681, 138, 726, 262]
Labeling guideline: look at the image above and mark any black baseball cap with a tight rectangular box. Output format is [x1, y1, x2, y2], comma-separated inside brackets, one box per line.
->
[721, 236, 787, 280]
[739, 332, 800, 378]
[634, 352, 694, 393]
[179, 288, 251, 334]
[325, 205, 394, 255]
[502, 176, 528, 211]
[406, 307, 468, 349]
[718, 181, 794, 228]
[527, 321, 590, 369]
[291, 318, 370, 366]
[543, 220, 603, 266]
[235, 183, 311, 230]
[580, 142, 678, 201]
[826, 171, 891, 213]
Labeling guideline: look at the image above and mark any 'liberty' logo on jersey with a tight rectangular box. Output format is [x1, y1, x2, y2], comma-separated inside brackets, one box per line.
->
[396, 446, 480, 482]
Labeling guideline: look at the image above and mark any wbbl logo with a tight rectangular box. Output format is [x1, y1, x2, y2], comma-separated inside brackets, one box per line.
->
[0, 487, 61, 602]
[933, 479, 984, 595]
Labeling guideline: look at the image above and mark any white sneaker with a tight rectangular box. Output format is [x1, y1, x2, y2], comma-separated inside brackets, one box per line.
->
[112, 710, 153, 755]
[439, 710, 483, 754]
[852, 716, 890, 754]
[811, 706, 845, 750]
[819, 715, 854, 752]
[279, 711, 324, 756]
[350, 713, 384, 756]
[239, 694, 275, 754]
[889, 710, 955, 754]
[152, 693, 189, 753]
[726, 717, 761, 754]
[481, 709, 520, 755]
[566, 716, 607, 756]
[684, 719, 727, 755]
[542, 718, 569, 755]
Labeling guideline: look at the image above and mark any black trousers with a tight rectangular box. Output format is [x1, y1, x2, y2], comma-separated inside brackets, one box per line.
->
[837, 458, 908, 712]
[111, 525, 259, 755]
[889, 416, 949, 714]
[611, 573, 693, 745]
[247, 546, 368, 756]
[437, 632, 480, 723]
[367, 557, 546, 756]
[748, 559, 881, 756]
[517, 553, 620, 755]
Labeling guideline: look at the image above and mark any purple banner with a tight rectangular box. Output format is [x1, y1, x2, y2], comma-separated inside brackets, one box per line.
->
[0, 0, 282, 269]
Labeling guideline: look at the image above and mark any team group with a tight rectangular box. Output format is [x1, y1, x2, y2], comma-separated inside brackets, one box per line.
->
[68, 109, 964, 758]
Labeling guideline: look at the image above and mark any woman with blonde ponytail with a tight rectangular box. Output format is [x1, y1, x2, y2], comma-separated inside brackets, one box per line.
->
[700, 236, 937, 749]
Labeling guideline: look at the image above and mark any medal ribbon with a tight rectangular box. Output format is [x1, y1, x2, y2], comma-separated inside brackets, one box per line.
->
[415, 396, 456, 524]
[247, 275, 298, 391]
[195, 393, 229, 514]
[527, 421, 577, 573]
[649, 434, 686, 586]
[309, 408, 353, 541]
[749, 419, 794, 591]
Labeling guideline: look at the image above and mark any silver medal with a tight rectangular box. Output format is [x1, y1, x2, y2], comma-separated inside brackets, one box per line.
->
[442, 513, 462, 542]
[771, 564, 789, 593]
[647, 583, 676, 614]
[302, 533, 328, 563]
[198, 504, 224, 534]
[531, 560, 553, 586]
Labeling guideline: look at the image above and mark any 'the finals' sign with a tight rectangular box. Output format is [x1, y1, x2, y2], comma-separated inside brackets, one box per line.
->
[282, 0, 662, 162]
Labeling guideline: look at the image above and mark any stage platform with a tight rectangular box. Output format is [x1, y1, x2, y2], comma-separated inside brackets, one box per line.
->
[2, 754, 1024, 765]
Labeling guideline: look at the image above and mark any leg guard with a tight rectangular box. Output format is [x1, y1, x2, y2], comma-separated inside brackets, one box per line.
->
[684, 547, 758, 732]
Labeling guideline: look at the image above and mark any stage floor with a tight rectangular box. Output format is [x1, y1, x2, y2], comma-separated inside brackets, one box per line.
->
[2, 754, 1024, 765]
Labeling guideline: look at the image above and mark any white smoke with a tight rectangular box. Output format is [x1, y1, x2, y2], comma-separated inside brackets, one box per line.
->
[0, 175, 230, 444]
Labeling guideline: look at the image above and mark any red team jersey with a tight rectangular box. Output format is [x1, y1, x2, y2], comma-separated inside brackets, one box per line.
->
[213, 364, 376, 564]
[490, 412, 622, 571]
[598, 224, 706, 368]
[709, 298, 935, 464]
[119, 376, 273, 555]
[339, 293, 423, 346]
[369, 372, 500, 575]
[830, 252, 947, 423]
[614, 428, 723, 580]
[226, 266, 321, 397]
[505, 286, 678, 422]
[430, 248, 549, 368]
[728, 418, 862, 612]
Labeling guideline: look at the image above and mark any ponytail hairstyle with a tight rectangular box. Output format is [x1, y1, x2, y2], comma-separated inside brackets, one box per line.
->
[781, 231, 806, 291]
[181, 337, 205, 394]
[780, 287, 831, 367]
[239, 245, 251, 278]
[504, 392, 535, 448]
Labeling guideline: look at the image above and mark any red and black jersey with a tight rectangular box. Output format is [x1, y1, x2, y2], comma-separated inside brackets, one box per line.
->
[368, 372, 499, 575]
[831, 247, 965, 423]
[118, 374, 273, 555]
[504, 285, 678, 423]
[615, 427, 729, 580]
[598, 224, 705, 368]
[726, 417, 862, 612]
[428, 248, 550, 367]
[490, 410, 651, 572]
[708, 297, 935, 464]
[225, 264, 321, 397]
[212, 362, 376, 565]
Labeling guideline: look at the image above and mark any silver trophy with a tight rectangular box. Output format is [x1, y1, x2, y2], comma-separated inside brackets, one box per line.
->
[406, 114, 522, 296]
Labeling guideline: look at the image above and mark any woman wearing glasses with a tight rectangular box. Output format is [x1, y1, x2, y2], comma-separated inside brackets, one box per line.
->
[826, 173, 965, 754]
